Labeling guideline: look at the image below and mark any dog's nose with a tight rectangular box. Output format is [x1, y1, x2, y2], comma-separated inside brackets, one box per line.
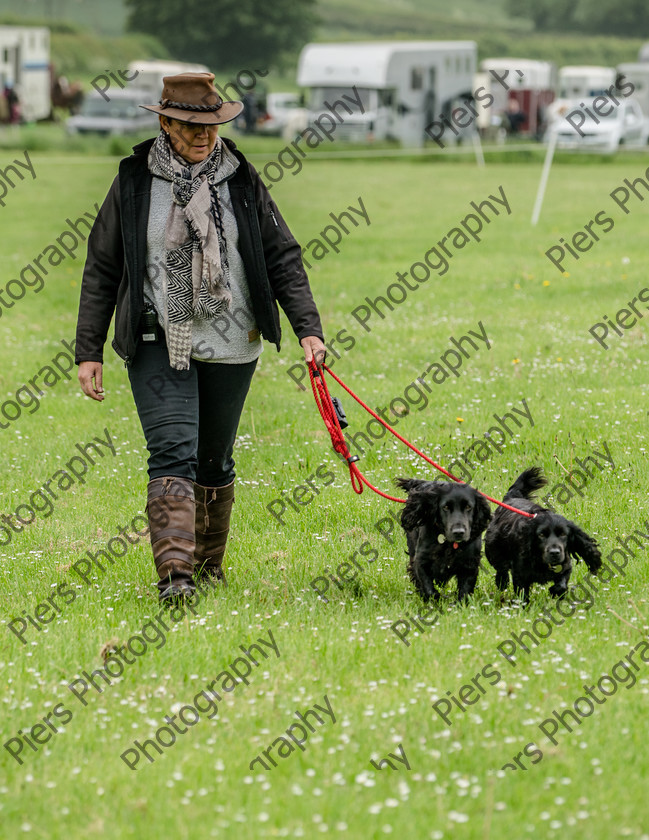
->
[547, 547, 562, 558]
[451, 526, 466, 540]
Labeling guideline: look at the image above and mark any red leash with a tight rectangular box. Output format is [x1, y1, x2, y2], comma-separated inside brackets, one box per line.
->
[308, 360, 535, 518]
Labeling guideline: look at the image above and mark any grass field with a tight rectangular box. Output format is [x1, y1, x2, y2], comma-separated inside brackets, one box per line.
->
[2, 137, 649, 839]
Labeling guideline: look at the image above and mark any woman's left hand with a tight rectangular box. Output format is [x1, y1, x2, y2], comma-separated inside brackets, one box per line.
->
[300, 335, 327, 366]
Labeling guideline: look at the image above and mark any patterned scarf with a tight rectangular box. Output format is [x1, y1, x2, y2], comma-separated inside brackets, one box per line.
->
[148, 131, 231, 370]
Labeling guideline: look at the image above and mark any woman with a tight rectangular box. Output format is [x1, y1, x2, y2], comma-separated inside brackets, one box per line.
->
[75, 73, 326, 603]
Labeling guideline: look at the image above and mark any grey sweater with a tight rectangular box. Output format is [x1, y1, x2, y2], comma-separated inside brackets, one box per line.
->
[143, 143, 263, 364]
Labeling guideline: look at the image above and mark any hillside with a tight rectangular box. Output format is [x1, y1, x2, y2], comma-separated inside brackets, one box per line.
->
[0, 0, 518, 38]
[315, 0, 643, 67]
[0, 0, 645, 77]
[0, 0, 128, 37]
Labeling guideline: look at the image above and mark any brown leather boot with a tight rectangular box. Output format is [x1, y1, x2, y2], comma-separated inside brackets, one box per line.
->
[194, 481, 234, 584]
[147, 476, 196, 603]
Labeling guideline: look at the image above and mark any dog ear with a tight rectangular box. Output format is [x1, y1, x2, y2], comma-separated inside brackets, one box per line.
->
[567, 523, 602, 573]
[401, 489, 439, 532]
[470, 492, 492, 539]
[395, 477, 425, 494]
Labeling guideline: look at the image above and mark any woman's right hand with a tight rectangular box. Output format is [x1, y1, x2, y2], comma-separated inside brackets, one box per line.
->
[78, 361, 105, 401]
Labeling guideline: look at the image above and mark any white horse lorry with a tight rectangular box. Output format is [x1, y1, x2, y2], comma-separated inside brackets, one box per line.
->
[0, 25, 51, 122]
[297, 41, 477, 148]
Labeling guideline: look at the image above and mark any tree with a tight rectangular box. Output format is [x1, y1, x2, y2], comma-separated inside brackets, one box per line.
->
[573, 0, 649, 37]
[124, 0, 318, 71]
[504, 0, 580, 32]
[505, 0, 649, 37]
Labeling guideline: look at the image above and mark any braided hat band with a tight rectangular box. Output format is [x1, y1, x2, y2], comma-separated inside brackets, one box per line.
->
[159, 99, 223, 112]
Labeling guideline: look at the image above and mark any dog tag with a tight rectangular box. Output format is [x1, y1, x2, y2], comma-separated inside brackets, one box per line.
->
[437, 534, 445, 544]
[551, 564, 562, 573]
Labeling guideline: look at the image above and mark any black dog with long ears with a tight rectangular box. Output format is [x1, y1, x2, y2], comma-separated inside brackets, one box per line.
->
[485, 466, 602, 602]
[396, 478, 492, 603]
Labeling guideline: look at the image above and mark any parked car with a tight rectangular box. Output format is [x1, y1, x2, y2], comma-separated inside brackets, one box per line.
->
[549, 97, 649, 152]
[256, 92, 307, 137]
[66, 88, 159, 136]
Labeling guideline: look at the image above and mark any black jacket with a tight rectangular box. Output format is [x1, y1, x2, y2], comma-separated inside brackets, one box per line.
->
[75, 136, 323, 364]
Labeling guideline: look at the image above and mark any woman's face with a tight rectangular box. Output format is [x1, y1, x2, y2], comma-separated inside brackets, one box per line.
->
[160, 116, 219, 164]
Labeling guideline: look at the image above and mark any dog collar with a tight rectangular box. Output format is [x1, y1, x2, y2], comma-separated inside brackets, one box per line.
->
[437, 535, 460, 549]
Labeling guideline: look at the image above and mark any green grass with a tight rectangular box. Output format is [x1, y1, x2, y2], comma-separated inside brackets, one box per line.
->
[2, 150, 649, 838]
[50, 30, 169, 78]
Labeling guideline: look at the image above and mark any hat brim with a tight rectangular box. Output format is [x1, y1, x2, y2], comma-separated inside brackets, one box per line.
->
[139, 100, 244, 125]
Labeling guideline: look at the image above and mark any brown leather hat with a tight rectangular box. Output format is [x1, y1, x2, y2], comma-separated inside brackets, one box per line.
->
[140, 72, 243, 125]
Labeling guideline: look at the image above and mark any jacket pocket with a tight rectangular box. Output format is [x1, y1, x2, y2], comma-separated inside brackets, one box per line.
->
[263, 199, 293, 246]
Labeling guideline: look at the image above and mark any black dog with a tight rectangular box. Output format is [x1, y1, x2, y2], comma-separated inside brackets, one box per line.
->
[396, 478, 492, 603]
[485, 466, 602, 602]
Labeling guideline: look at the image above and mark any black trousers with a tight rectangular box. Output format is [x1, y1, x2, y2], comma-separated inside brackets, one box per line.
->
[127, 337, 257, 485]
